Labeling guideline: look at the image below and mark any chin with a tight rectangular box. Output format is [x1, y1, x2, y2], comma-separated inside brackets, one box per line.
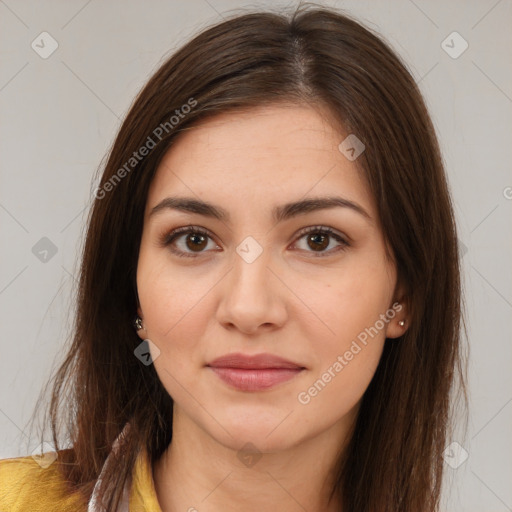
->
[207, 411, 302, 453]
[222, 430, 297, 455]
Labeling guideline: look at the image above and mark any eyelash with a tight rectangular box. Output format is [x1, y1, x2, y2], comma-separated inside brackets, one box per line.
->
[159, 225, 350, 259]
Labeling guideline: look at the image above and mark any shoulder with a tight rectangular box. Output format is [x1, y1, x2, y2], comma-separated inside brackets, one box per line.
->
[0, 449, 88, 512]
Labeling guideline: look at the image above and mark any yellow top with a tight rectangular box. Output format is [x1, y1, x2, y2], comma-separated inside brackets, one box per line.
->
[0, 446, 163, 512]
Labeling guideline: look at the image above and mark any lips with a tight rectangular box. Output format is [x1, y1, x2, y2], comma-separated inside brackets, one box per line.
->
[207, 352, 305, 370]
[206, 353, 305, 391]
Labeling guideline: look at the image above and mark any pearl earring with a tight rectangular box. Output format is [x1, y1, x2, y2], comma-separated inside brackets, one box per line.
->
[398, 320, 405, 327]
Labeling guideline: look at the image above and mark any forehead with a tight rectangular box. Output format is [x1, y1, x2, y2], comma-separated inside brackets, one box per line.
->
[146, 104, 374, 218]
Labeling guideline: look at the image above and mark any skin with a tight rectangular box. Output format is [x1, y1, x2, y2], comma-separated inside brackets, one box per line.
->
[136, 103, 408, 512]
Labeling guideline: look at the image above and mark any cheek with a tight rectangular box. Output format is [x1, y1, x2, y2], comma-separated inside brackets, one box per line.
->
[292, 254, 392, 405]
[137, 251, 216, 349]
[294, 256, 394, 349]
[137, 262, 215, 399]
[295, 337, 384, 428]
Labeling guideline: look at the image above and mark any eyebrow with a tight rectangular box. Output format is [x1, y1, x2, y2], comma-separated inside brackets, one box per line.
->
[149, 195, 371, 223]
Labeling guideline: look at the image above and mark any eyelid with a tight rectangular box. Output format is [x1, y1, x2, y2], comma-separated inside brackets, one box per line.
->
[160, 225, 213, 244]
[290, 225, 350, 256]
[293, 225, 349, 244]
[160, 224, 350, 258]
[159, 225, 220, 256]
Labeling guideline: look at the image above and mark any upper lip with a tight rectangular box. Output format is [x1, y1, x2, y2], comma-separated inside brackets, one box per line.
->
[207, 352, 305, 370]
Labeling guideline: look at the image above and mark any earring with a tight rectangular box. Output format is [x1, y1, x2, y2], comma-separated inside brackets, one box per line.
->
[134, 316, 143, 331]
[398, 320, 405, 327]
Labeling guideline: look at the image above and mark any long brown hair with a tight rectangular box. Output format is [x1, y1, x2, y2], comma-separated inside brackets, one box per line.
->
[30, 3, 468, 511]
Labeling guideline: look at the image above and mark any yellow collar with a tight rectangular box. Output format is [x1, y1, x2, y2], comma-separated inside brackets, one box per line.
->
[129, 445, 163, 511]
[88, 423, 162, 512]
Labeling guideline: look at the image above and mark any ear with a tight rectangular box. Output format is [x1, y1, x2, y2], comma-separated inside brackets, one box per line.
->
[385, 285, 409, 339]
[135, 306, 147, 341]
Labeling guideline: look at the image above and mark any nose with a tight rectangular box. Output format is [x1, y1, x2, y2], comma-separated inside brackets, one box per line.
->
[215, 244, 288, 335]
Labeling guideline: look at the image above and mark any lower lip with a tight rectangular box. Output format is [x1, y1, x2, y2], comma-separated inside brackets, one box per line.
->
[209, 367, 304, 391]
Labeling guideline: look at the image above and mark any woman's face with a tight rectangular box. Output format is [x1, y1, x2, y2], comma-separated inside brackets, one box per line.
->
[136, 104, 406, 452]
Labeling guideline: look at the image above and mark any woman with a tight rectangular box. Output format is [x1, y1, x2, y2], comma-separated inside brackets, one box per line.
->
[0, 4, 467, 511]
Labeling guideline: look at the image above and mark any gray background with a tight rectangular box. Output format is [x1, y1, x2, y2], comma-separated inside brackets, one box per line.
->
[0, 1, 510, 510]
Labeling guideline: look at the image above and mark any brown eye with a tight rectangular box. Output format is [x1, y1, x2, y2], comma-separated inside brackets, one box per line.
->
[306, 232, 330, 251]
[162, 226, 219, 258]
[293, 226, 349, 256]
[162, 225, 349, 259]
[185, 232, 208, 252]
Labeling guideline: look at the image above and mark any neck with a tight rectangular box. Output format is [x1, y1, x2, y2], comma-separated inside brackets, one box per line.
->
[153, 406, 357, 512]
